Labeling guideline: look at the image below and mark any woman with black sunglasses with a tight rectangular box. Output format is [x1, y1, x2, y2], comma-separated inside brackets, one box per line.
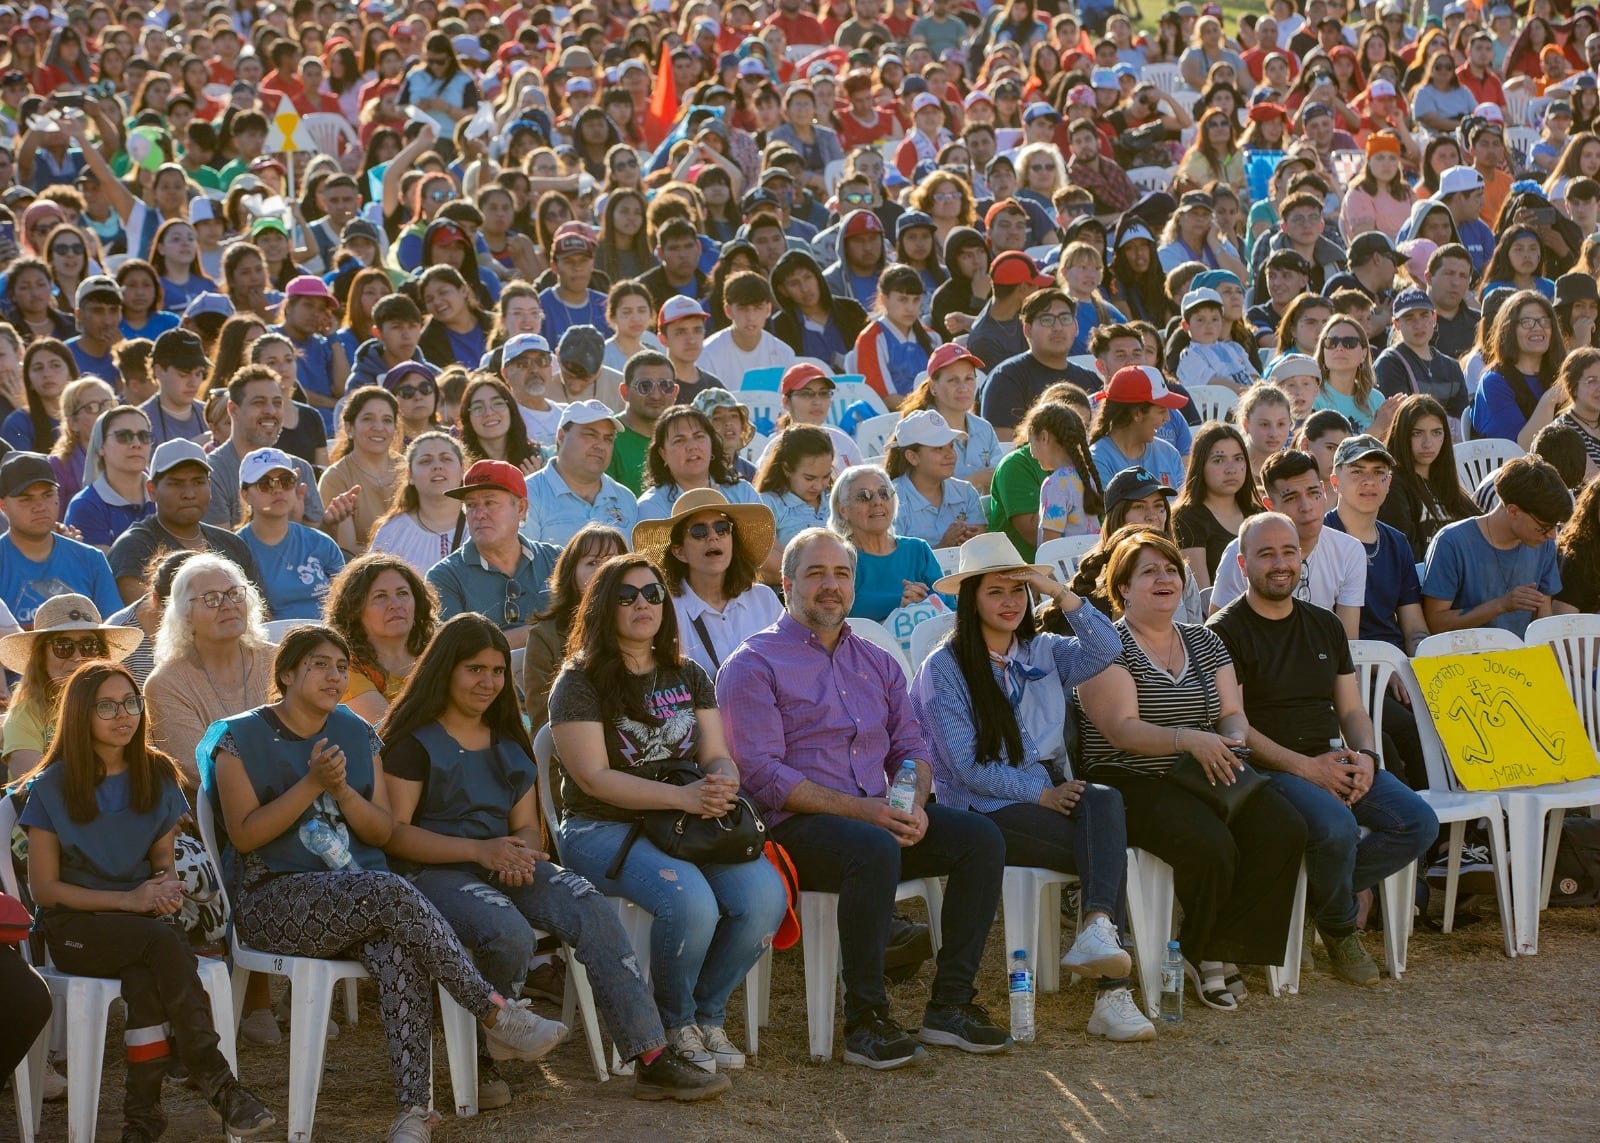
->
[63, 404, 156, 549]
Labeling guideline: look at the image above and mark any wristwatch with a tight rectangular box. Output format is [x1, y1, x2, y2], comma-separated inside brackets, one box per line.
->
[1355, 748, 1380, 764]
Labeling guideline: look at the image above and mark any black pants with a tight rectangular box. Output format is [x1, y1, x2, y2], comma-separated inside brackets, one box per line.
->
[0, 943, 51, 1074]
[1381, 694, 1428, 792]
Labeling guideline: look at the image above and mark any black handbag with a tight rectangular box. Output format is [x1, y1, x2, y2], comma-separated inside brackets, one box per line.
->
[1162, 626, 1268, 823]
[605, 763, 767, 880]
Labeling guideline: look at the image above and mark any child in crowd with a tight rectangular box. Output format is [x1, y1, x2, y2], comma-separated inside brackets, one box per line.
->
[1059, 241, 1128, 357]
[854, 265, 939, 409]
[348, 293, 429, 391]
[1033, 402, 1104, 545]
[1267, 352, 1322, 423]
[1174, 287, 1260, 392]
[755, 424, 836, 547]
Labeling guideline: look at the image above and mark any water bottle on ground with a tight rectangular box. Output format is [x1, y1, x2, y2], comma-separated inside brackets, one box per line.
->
[887, 760, 918, 813]
[300, 816, 355, 870]
[1008, 949, 1035, 1043]
[1159, 940, 1183, 1023]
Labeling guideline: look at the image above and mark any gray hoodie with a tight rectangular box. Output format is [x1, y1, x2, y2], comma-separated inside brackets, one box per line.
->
[348, 337, 430, 392]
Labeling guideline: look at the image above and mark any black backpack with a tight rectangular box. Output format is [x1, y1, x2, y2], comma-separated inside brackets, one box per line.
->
[1549, 817, 1600, 908]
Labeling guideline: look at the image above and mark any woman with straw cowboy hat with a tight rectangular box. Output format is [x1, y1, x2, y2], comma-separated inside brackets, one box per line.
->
[907, 533, 1157, 1044]
[632, 487, 782, 679]
[1, 593, 142, 781]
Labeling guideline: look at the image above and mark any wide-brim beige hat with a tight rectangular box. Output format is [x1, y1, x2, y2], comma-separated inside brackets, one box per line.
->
[932, 533, 1054, 595]
[0, 593, 143, 674]
[632, 487, 777, 571]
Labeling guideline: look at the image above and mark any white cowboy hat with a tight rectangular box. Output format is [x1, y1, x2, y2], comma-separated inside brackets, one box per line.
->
[932, 532, 1054, 595]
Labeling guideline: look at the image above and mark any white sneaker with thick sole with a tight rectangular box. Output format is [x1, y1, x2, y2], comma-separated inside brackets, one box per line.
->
[668, 1025, 717, 1073]
[1061, 916, 1133, 978]
[1086, 987, 1157, 1042]
[484, 1000, 568, 1062]
[698, 1024, 746, 1070]
[239, 1009, 281, 1046]
[387, 1106, 440, 1143]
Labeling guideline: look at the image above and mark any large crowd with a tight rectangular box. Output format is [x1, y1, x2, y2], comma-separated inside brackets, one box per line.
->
[0, 0, 1597, 1137]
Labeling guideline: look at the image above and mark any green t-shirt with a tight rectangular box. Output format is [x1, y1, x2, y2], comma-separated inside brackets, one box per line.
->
[606, 425, 651, 496]
[987, 445, 1047, 560]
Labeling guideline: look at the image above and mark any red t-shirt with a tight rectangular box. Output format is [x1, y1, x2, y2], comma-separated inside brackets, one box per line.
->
[766, 11, 828, 47]
[836, 106, 898, 148]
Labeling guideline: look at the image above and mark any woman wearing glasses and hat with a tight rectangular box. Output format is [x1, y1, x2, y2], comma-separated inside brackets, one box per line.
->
[1, 592, 142, 781]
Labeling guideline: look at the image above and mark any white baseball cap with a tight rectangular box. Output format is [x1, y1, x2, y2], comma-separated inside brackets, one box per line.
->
[240, 447, 297, 486]
[1438, 165, 1486, 196]
[911, 92, 943, 113]
[892, 409, 966, 449]
[557, 399, 617, 430]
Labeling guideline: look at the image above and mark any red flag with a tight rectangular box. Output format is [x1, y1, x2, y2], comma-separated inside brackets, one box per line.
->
[641, 46, 677, 151]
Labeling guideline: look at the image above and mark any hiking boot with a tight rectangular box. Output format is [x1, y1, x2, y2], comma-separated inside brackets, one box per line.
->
[1426, 843, 1497, 897]
[1323, 931, 1380, 987]
[633, 1047, 733, 1102]
[386, 1106, 439, 1143]
[843, 1008, 926, 1070]
[208, 1079, 276, 1137]
[1086, 986, 1157, 1043]
[239, 1008, 281, 1046]
[476, 1060, 511, 1111]
[1061, 915, 1133, 978]
[916, 1002, 1012, 1054]
[698, 1024, 746, 1070]
[884, 914, 933, 983]
[484, 1000, 568, 1062]
[524, 959, 567, 1005]
[667, 1025, 716, 1072]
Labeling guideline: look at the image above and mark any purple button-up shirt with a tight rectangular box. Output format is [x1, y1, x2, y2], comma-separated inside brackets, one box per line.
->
[716, 613, 927, 827]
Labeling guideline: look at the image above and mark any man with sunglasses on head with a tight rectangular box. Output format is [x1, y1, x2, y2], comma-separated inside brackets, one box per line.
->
[0, 450, 121, 626]
[524, 398, 640, 546]
[427, 458, 559, 650]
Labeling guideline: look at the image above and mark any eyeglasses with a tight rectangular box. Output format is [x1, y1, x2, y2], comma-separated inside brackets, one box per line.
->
[612, 158, 639, 170]
[426, 55, 449, 66]
[1518, 315, 1553, 330]
[931, 191, 960, 202]
[851, 487, 893, 504]
[1031, 311, 1076, 328]
[249, 471, 296, 491]
[627, 378, 679, 396]
[1523, 512, 1563, 536]
[109, 427, 153, 445]
[49, 635, 103, 659]
[1285, 212, 1322, 225]
[1324, 335, 1363, 350]
[686, 518, 733, 541]
[94, 695, 145, 719]
[1026, 163, 1054, 173]
[427, 188, 453, 202]
[394, 382, 436, 399]
[73, 397, 113, 417]
[467, 398, 511, 416]
[504, 579, 522, 626]
[193, 586, 246, 608]
[616, 582, 667, 606]
[52, 242, 85, 256]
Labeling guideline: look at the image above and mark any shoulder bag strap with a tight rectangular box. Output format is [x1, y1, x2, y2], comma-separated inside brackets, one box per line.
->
[690, 615, 721, 672]
[1173, 624, 1220, 730]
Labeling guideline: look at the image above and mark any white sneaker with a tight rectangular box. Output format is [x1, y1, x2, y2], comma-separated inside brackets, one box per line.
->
[698, 1024, 746, 1070]
[387, 1105, 439, 1143]
[41, 1058, 66, 1101]
[667, 1025, 716, 1073]
[1086, 987, 1157, 1043]
[240, 1008, 282, 1046]
[1061, 916, 1133, 978]
[484, 999, 568, 1062]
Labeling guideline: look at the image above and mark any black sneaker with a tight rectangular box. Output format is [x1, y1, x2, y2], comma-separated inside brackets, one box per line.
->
[916, 1003, 1013, 1054]
[843, 1008, 926, 1070]
[1426, 842, 1497, 897]
[209, 1080, 276, 1137]
[633, 1047, 733, 1102]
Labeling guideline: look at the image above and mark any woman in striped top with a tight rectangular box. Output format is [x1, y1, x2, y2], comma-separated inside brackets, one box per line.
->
[1075, 530, 1307, 1012]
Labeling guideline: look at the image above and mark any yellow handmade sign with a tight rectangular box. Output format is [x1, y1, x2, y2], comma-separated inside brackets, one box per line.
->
[1415, 647, 1599, 791]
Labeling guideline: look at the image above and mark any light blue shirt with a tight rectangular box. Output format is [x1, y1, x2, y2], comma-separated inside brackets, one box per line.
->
[1089, 435, 1186, 490]
[636, 479, 763, 521]
[761, 489, 829, 547]
[1421, 518, 1561, 638]
[239, 522, 345, 620]
[522, 462, 639, 546]
[891, 474, 984, 549]
[951, 413, 1001, 481]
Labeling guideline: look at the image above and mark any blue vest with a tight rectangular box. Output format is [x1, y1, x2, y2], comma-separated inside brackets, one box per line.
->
[205, 706, 388, 878]
[22, 763, 186, 894]
[395, 722, 536, 873]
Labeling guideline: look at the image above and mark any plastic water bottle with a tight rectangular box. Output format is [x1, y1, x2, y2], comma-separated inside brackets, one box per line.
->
[887, 760, 918, 813]
[300, 817, 355, 870]
[1159, 940, 1184, 1023]
[1008, 949, 1035, 1043]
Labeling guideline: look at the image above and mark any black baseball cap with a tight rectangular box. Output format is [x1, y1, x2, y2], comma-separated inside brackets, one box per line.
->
[0, 450, 56, 498]
[1104, 466, 1177, 514]
[151, 328, 209, 371]
[1263, 248, 1312, 276]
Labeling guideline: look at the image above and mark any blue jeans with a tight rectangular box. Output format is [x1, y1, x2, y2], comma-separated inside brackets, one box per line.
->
[772, 803, 1006, 1027]
[1266, 769, 1439, 937]
[407, 862, 666, 1061]
[557, 817, 788, 1030]
[980, 785, 1129, 922]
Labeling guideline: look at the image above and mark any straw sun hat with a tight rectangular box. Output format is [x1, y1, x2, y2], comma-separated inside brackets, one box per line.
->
[0, 594, 142, 674]
[631, 487, 777, 570]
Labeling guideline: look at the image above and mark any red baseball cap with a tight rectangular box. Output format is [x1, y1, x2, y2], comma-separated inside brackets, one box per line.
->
[780, 362, 836, 395]
[924, 342, 984, 377]
[447, 459, 528, 501]
[989, 250, 1052, 288]
[1093, 365, 1189, 410]
[983, 198, 1028, 229]
[840, 209, 884, 239]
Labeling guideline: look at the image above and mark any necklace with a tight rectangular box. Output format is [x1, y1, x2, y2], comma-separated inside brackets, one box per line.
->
[202, 644, 251, 714]
[1131, 623, 1184, 677]
[349, 453, 396, 488]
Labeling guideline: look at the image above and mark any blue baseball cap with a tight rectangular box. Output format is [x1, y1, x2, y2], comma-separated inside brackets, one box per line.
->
[1091, 67, 1119, 89]
[896, 210, 935, 239]
[1023, 101, 1060, 123]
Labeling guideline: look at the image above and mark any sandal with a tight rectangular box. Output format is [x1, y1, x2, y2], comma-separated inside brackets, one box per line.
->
[1184, 959, 1238, 1011]
[1223, 963, 1248, 1002]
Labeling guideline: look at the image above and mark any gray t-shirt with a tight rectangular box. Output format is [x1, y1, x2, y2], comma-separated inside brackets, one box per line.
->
[204, 442, 324, 528]
[108, 517, 263, 588]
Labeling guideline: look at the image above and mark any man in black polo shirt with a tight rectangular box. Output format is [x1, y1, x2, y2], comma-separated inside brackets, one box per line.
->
[1209, 511, 1437, 988]
[978, 287, 1101, 440]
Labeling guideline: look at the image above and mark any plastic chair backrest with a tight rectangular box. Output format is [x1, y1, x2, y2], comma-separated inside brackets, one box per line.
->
[264, 617, 315, 643]
[1526, 614, 1600, 756]
[847, 617, 912, 685]
[0, 794, 21, 900]
[741, 394, 785, 437]
[193, 795, 237, 925]
[1348, 640, 1406, 753]
[828, 380, 886, 424]
[1034, 534, 1100, 584]
[853, 412, 902, 454]
[301, 113, 358, 155]
[736, 367, 785, 392]
[742, 430, 769, 464]
[907, 610, 955, 673]
[1024, 244, 1057, 263]
[1453, 437, 1524, 492]
[1186, 384, 1240, 424]
[533, 725, 562, 856]
[1413, 628, 1526, 790]
[932, 546, 961, 576]
[1126, 166, 1173, 192]
[1141, 62, 1179, 92]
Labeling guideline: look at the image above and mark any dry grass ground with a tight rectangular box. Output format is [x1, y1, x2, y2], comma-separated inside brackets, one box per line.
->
[14, 900, 1599, 1143]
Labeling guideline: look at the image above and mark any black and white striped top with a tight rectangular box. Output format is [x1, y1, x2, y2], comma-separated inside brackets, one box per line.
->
[1075, 622, 1234, 779]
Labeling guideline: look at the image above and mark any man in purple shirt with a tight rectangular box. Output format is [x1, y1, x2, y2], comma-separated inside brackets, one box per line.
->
[716, 528, 1010, 1070]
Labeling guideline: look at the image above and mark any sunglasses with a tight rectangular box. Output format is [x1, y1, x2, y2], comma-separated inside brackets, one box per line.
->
[52, 242, 85, 256]
[504, 580, 522, 626]
[851, 487, 893, 504]
[685, 518, 733, 541]
[841, 190, 873, 205]
[95, 695, 145, 719]
[616, 582, 667, 606]
[426, 188, 453, 202]
[194, 585, 246, 608]
[249, 471, 296, 491]
[395, 382, 437, 399]
[49, 635, 103, 659]
[109, 428, 153, 445]
[1324, 335, 1363, 350]
[627, 378, 678, 396]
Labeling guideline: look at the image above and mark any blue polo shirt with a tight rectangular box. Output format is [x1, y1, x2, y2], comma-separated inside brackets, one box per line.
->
[427, 536, 560, 629]
[522, 462, 639, 546]
[63, 478, 155, 548]
[0, 532, 121, 627]
[636, 479, 764, 521]
[65, 338, 120, 386]
[891, 473, 983, 549]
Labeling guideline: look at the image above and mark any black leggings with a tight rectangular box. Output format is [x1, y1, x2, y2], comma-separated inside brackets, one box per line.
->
[0, 943, 51, 1075]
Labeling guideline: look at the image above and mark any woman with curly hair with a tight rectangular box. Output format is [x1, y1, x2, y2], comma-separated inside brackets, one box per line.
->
[909, 170, 975, 252]
[1555, 478, 1600, 612]
[324, 551, 438, 723]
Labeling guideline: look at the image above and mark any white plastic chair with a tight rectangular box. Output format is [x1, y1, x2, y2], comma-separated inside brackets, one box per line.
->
[0, 796, 238, 1143]
[1453, 438, 1525, 492]
[1123, 847, 1174, 1018]
[1141, 62, 1180, 93]
[844, 616, 913, 685]
[1125, 166, 1173, 193]
[1505, 88, 1532, 127]
[300, 112, 360, 157]
[1067, 354, 1101, 376]
[932, 546, 961, 575]
[741, 430, 769, 466]
[194, 797, 480, 1135]
[1000, 866, 1078, 996]
[852, 411, 903, 455]
[1186, 384, 1239, 424]
[906, 610, 955, 673]
[262, 617, 316, 643]
[740, 394, 785, 437]
[1034, 534, 1100, 585]
[827, 380, 889, 424]
[1023, 243, 1058, 264]
[1505, 125, 1540, 170]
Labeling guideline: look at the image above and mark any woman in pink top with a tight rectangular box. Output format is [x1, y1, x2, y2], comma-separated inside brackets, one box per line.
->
[1338, 132, 1414, 241]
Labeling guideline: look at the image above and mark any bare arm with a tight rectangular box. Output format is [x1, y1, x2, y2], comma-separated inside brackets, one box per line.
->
[1335, 602, 1360, 641]
[215, 739, 394, 854]
[380, 121, 440, 222]
[27, 826, 183, 915]
[552, 719, 716, 814]
[1396, 601, 1430, 657]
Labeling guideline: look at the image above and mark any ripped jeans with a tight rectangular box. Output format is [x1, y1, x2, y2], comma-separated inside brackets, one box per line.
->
[407, 862, 666, 1061]
[558, 817, 788, 1031]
